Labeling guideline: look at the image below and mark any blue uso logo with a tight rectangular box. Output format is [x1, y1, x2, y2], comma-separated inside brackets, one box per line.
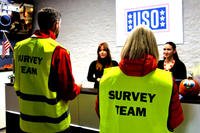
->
[127, 6, 168, 32]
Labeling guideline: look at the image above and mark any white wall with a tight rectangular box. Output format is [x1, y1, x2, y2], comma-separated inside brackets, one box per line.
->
[34, 0, 200, 86]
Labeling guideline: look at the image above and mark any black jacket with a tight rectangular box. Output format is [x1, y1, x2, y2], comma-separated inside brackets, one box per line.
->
[158, 60, 187, 80]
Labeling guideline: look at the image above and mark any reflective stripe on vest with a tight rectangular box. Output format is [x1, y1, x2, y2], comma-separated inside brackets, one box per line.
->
[14, 37, 70, 132]
[99, 67, 173, 133]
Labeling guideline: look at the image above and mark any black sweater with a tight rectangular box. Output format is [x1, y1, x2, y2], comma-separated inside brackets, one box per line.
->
[87, 60, 118, 89]
[158, 60, 187, 80]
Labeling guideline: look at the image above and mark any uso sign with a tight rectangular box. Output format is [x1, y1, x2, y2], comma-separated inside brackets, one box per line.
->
[116, 0, 183, 45]
[126, 6, 168, 32]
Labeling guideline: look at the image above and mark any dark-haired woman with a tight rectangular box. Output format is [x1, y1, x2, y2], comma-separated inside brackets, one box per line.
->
[158, 42, 187, 86]
[87, 42, 118, 89]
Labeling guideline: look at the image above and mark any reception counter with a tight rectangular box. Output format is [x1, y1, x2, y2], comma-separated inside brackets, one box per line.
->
[5, 83, 200, 133]
[5, 83, 99, 133]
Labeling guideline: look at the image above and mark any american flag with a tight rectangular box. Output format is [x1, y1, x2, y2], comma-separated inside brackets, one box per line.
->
[1, 32, 13, 59]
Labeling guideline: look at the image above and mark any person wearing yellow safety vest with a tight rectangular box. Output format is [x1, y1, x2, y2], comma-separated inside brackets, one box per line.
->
[98, 26, 184, 133]
[14, 7, 81, 132]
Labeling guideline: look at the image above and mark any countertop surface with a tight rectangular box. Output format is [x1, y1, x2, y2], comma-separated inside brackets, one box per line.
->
[180, 95, 200, 104]
[5, 83, 200, 104]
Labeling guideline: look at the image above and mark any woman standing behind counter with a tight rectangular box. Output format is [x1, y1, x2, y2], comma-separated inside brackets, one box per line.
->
[87, 42, 118, 89]
[158, 42, 187, 86]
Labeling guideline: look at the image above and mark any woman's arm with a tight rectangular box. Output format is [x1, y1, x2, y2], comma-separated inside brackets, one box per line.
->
[87, 61, 97, 82]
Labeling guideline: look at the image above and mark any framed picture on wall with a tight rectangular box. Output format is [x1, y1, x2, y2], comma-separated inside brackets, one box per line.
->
[0, 0, 34, 71]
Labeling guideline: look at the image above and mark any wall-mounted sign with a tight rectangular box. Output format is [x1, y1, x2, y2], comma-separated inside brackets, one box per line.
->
[116, 0, 183, 46]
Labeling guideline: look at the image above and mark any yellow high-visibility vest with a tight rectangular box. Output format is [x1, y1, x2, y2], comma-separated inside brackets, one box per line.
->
[14, 37, 70, 132]
[100, 67, 173, 133]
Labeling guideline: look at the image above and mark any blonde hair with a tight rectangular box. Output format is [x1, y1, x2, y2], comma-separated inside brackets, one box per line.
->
[121, 26, 159, 61]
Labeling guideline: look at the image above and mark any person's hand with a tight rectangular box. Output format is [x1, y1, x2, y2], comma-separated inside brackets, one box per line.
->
[97, 78, 101, 82]
[78, 83, 83, 90]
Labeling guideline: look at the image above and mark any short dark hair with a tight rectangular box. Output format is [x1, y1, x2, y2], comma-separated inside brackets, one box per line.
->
[37, 7, 61, 31]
